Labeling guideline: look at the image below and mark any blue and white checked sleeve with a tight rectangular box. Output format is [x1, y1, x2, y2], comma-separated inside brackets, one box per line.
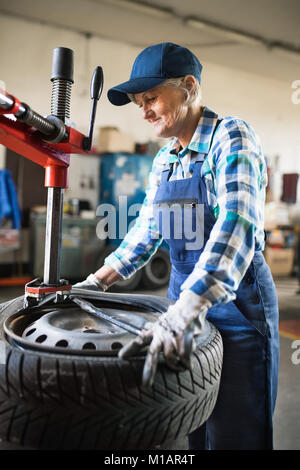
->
[181, 117, 267, 307]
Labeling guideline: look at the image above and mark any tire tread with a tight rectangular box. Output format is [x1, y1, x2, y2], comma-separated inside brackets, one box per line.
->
[0, 300, 223, 449]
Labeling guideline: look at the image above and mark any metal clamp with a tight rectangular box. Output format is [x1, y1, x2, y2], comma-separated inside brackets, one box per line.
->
[24, 278, 72, 308]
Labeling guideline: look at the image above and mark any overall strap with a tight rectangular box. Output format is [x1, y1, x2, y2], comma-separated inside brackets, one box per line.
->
[210, 118, 222, 150]
[161, 162, 174, 182]
[162, 118, 223, 180]
[193, 118, 223, 175]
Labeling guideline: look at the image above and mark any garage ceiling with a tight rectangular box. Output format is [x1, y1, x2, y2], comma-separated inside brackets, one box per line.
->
[0, 0, 300, 82]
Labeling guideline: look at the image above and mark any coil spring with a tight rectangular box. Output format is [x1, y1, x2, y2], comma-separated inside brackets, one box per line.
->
[22, 106, 55, 136]
[51, 79, 72, 121]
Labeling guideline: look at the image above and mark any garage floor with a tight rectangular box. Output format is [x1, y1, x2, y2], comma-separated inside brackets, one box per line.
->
[0, 276, 299, 450]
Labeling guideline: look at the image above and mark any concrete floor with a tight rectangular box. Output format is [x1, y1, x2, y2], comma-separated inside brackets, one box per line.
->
[0, 277, 299, 450]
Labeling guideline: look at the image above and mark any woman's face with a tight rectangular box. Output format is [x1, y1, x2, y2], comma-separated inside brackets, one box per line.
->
[134, 85, 188, 139]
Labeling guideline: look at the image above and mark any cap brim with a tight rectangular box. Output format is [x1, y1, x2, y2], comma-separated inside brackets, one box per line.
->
[107, 77, 166, 106]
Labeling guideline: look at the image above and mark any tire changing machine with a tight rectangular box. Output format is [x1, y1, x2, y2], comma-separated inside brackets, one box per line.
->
[0, 47, 153, 335]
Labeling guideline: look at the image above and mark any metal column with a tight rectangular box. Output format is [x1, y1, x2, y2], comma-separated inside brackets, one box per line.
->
[43, 187, 64, 285]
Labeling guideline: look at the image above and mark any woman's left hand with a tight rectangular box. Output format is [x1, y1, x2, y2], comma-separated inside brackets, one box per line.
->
[118, 290, 208, 387]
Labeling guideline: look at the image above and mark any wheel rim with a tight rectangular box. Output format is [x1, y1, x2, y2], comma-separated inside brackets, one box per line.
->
[4, 297, 161, 356]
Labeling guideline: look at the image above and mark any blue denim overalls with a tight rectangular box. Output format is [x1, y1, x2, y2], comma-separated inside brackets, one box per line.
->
[152, 130, 279, 450]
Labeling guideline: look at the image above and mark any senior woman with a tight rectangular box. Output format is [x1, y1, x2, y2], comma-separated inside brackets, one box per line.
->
[74, 42, 279, 450]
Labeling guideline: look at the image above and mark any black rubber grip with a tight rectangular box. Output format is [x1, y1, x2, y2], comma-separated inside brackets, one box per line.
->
[90, 66, 104, 100]
[51, 47, 74, 83]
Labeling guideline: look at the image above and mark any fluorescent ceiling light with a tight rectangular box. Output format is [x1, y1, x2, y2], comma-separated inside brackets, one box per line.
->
[185, 18, 206, 30]
[99, 0, 173, 19]
[186, 18, 262, 46]
[272, 46, 300, 63]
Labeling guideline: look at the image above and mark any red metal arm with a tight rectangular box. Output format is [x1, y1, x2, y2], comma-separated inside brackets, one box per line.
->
[0, 89, 90, 188]
[0, 53, 102, 296]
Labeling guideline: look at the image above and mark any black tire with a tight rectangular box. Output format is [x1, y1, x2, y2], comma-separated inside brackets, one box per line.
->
[0, 293, 223, 450]
[141, 248, 171, 289]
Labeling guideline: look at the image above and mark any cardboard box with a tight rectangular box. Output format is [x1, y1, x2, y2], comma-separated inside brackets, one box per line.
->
[264, 247, 295, 276]
[97, 127, 135, 153]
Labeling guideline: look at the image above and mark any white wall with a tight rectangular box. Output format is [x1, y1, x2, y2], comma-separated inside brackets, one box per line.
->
[0, 14, 300, 176]
[201, 63, 300, 175]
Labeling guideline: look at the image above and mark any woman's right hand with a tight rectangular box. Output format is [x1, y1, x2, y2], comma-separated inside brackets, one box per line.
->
[72, 273, 108, 291]
[72, 265, 122, 291]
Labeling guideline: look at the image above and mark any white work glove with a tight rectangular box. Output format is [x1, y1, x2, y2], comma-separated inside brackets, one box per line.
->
[118, 290, 210, 387]
[72, 273, 108, 291]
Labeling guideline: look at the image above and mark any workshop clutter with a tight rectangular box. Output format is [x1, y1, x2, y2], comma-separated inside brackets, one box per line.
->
[264, 202, 292, 231]
[30, 208, 105, 280]
[96, 126, 161, 156]
[0, 169, 21, 229]
[97, 126, 135, 153]
[0, 169, 22, 279]
[0, 229, 19, 250]
[263, 193, 299, 276]
[264, 228, 296, 276]
[264, 247, 295, 276]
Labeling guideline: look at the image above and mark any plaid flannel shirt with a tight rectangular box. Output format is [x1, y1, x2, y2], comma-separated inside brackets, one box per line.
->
[104, 106, 267, 309]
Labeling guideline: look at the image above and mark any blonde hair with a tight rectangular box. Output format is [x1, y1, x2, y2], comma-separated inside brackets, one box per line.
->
[128, 76, 202, 106]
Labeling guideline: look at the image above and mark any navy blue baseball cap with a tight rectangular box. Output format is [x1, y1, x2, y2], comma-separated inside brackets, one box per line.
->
[107, 42, 202, 106]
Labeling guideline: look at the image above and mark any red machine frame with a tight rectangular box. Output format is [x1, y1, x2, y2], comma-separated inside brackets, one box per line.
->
[0, 88, 92, 302]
